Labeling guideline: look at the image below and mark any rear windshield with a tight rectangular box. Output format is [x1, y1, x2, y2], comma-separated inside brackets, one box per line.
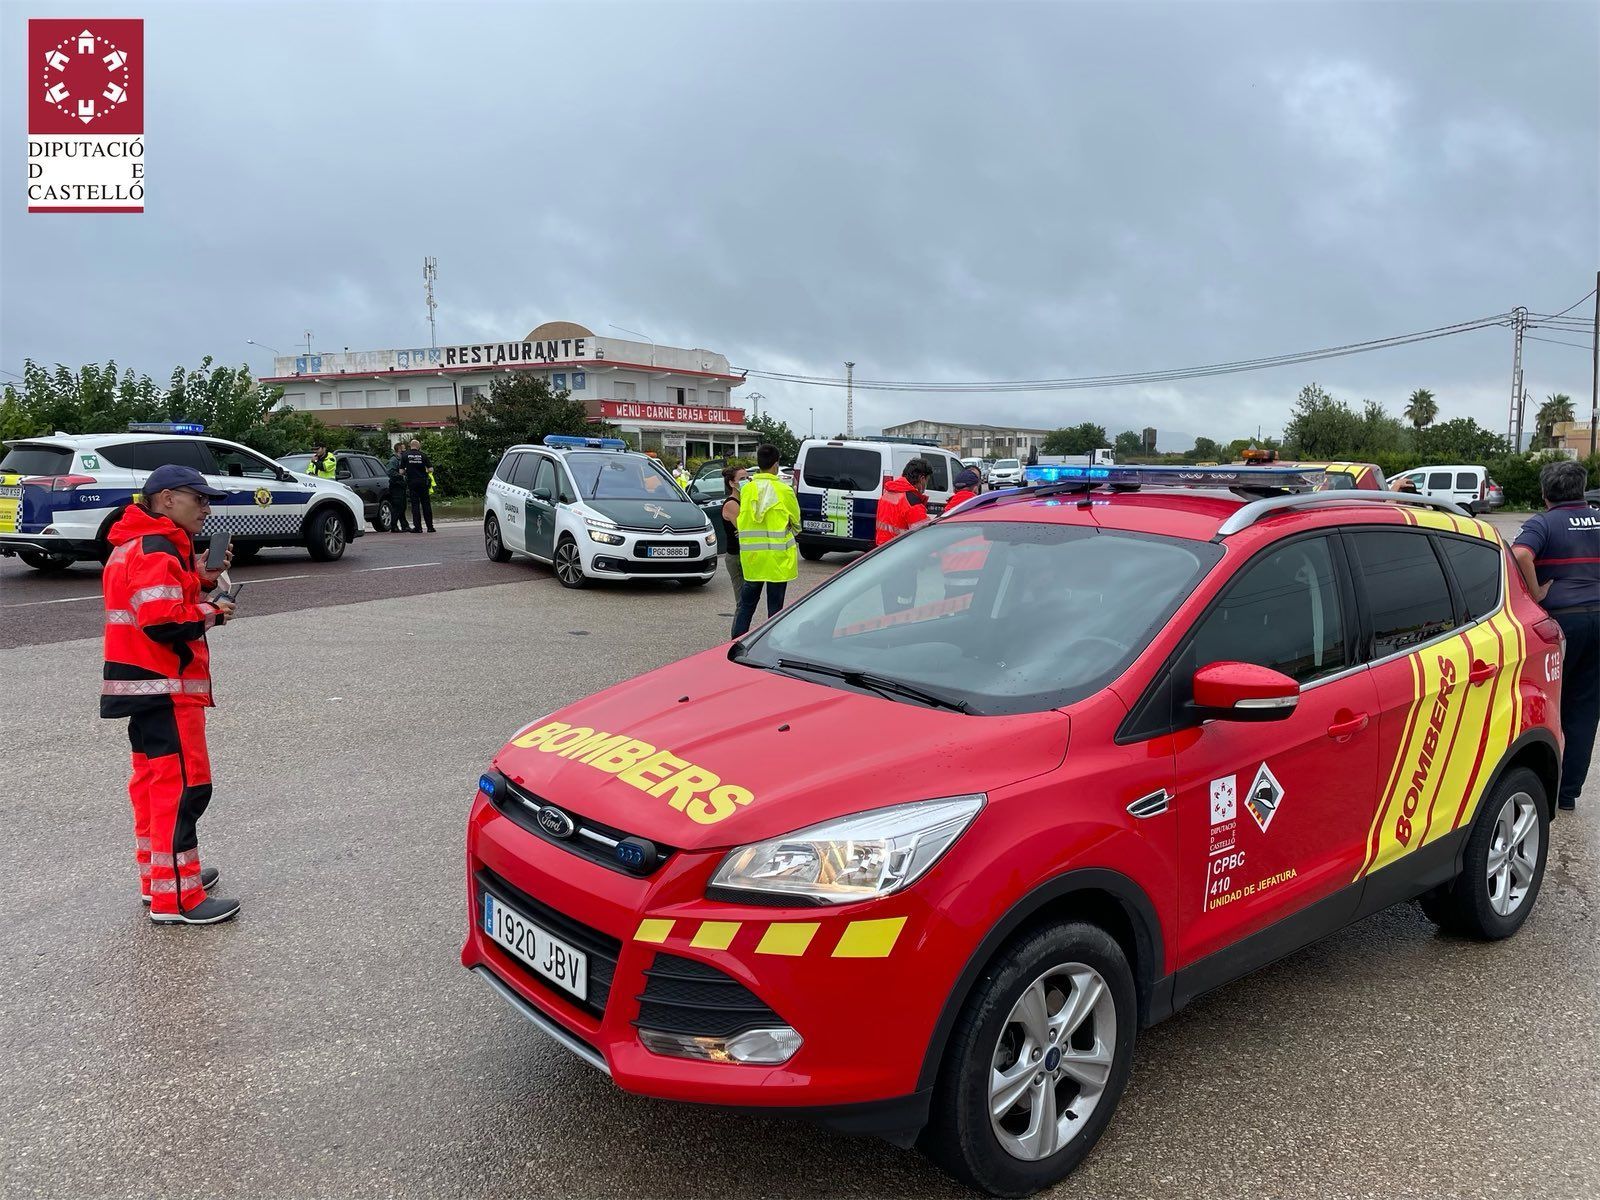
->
[738, 521, 1221, 715]
[804, 446, 881, 491]
[1, 444, 74, 475]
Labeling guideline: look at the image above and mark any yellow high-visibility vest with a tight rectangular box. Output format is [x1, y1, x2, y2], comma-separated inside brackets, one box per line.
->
[736, 473, 800, 583]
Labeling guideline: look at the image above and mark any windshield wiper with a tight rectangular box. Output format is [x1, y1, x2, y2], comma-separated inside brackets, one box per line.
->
[775, 657, 969, 713]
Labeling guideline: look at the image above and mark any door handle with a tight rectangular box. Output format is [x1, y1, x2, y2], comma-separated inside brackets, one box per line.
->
[1326, 712, 1370, 739]
[1468, 660, 1499, 685]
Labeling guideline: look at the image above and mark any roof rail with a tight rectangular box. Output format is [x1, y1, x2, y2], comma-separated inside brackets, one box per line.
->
[1214, 490, 1469, 538]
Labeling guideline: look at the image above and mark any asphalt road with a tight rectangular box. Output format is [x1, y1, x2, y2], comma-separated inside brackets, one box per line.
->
[1, 511, 1595, 1200]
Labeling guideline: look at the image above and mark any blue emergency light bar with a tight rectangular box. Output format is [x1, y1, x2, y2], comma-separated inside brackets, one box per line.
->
[128, 421, 205, 434]
[1021, 463, 1325, 489]
[544, 434, 627, 450]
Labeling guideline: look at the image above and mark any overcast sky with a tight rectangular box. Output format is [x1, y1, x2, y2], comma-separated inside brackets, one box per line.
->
[3, 0, 1596, 448]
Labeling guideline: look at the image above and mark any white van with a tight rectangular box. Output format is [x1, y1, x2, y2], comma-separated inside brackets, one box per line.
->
[1385, 464, 1493, 514]
[793, 437, 966, 559]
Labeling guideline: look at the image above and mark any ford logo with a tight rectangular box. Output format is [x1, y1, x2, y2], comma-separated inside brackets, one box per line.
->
[536, 805, 575, 839]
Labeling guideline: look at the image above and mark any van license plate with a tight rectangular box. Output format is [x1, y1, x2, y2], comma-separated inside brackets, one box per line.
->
[802, 520, 832, 532]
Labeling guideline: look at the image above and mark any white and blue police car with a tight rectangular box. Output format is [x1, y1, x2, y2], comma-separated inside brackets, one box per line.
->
[0, 424, 366, 570]
[483, 435, 719, 588]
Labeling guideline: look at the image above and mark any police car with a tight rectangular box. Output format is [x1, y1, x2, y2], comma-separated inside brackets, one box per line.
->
[0, 424, 366, 570]
[483, 436, 718, 588]
[462, 463, 1564, 1195]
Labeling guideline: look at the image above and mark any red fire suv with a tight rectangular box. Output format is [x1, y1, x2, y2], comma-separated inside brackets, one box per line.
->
[462, 465, 1564, 1197]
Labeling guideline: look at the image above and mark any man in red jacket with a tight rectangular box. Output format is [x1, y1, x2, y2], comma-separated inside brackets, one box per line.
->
[102, 464, 240, 924]
[874, 458, 932, 546]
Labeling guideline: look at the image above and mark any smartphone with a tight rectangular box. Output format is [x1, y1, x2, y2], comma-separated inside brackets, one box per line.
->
[205, 533, 231, 572]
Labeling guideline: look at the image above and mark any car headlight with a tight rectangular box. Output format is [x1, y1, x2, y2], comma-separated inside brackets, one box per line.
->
[703, 532, 717, 547]
[583, 514, 619, 530]
[588, 529, 625, 545]
[709, 795, 984, 904]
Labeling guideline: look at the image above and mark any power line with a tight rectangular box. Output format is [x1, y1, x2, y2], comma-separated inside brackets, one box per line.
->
[1525, 334, 1595, 351]
[738, 311, 1513, 393]
[1536, 287, 1597, 320]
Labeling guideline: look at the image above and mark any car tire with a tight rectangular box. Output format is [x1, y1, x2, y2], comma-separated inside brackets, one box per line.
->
[17, 550, 73, 572]
[484, 513, 512, 563]
[373, 501, 395, 532]
[553, 535, 587, 589]
[231, 543, 262, 565]
[923, 921, 1136, 1197]
[304, 507, 348, 562]
[800, 545, 826, 562]
[1419, 766, 1549, 940]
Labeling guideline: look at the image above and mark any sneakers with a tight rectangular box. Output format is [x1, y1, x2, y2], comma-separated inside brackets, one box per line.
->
[150, 894, 241, 925]
[142, 865, 219, 904]
[1558, 798, 1577, 811]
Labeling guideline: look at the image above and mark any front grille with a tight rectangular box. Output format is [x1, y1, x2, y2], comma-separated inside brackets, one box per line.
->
[476, 867, 620, 1019]
[633, 952, 787, 1038]
[595, 556, 715, 575]
[631, 540, 702, 559]
[492, 777, 677, 877]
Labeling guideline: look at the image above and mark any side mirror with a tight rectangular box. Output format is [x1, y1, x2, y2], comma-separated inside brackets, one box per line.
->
[1191, 661, 1299, 723]
[533, 487, 553, 503]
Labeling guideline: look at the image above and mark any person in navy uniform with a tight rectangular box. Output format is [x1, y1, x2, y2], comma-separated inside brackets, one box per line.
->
[401, 438, 435, 533]
[1513, 460, 1600, 811]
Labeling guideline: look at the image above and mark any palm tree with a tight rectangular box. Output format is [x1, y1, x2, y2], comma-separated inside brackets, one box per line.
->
[1403, 388, 1438, 430]
[1535, 393, 1575, 447]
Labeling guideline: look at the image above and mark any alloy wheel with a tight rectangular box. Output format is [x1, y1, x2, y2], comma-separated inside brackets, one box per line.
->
[323, 520, 345, 556]
[555, 541, 583, 586]
[1486, 791, 1540, 917]
[988, 963, 1116, 1162]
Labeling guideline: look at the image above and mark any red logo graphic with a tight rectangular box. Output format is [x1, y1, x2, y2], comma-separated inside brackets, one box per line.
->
[29, 19, 143, 135]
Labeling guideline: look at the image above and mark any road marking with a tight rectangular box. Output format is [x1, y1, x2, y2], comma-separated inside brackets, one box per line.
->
[1, 571, 314, 609]
[365, 562, 443, 572]
[245, 573, 315, 584]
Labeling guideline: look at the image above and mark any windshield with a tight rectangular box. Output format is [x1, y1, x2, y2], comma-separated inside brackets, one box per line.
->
[738, 520, 1219, 715]
[566, 452, 684, 501]
[995, 459, 1020, 469]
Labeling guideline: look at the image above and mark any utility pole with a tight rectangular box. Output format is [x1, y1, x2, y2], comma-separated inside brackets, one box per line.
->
[1590, 269, 1598, 458]
[1508, 306, 1527, 450]
[845, 361, 855, 438]
[424, 257, 439, 349]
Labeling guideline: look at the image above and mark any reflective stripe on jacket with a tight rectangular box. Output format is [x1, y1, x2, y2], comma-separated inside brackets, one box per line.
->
[100, 505, 222, 717]
[875, 477, 929, 545]
[736, 473, 800, 583]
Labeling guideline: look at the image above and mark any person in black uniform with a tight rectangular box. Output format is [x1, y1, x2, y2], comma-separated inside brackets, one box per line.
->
[385, 443, 411, 532]
[401, 439, 435, 533]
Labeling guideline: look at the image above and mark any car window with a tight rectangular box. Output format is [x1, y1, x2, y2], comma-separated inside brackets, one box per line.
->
[1439, 536, 1502, 621]
[1454, 471, 1477, 491]
[531, 457, 556, 499]
[742, 522, 1221, 715]
[1427, 471, 1452, 490]
[1350, 530, 1457, 658]
[803, 446, 881, 491]
[995, 459, 1020, 470]
[207, 442, 278, 479]
[1189, 536, 1347, 684]
[493, 451, 522, 483]
[1, 444, 75, 474]
[924, 455, 950, 492]
[506, 453, 538, 490]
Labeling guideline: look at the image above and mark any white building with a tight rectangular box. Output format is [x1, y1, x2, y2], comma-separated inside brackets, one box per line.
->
[261, 321, 759, 459]
[880, 419, 1052, 459]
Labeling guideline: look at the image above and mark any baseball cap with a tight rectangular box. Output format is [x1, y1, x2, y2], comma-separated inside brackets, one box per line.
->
[143, 464, 228, 499]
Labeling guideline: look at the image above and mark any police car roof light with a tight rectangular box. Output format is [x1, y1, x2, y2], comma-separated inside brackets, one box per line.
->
[128, 421, 206, 435]
[544, 434, 627, 451]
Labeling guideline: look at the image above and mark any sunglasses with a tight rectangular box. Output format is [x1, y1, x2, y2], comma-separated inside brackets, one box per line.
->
[176, 488, 213, 507]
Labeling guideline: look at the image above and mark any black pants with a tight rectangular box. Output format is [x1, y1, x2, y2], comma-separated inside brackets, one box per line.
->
[733, 580, 787, 638]
[389, 482, 410, 531]
[409, 486, 434, 532]
[1554, 607, 1599, 807]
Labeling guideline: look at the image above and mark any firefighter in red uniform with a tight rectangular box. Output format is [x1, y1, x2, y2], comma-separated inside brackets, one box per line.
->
[874, 458, 932, 546]
[101, 464, 241, 924]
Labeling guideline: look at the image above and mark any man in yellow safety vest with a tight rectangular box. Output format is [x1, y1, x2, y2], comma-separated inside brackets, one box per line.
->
[732, 443, 800, 637]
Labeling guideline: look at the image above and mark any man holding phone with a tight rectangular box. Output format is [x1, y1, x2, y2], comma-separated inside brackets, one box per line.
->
[101, 464, 242, 925]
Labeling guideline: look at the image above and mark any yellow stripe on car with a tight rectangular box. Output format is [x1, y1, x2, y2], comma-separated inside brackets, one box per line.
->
[635, 918, 674, 943]
[689, 921, 741, 950]
[831, 917, 907, 958]
[754, 923, 820, 956]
